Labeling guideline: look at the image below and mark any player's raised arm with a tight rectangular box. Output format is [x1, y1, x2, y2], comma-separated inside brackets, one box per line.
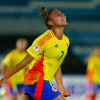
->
[0, 53, 33, 88]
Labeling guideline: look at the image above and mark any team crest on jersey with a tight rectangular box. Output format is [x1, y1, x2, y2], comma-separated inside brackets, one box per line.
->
[33, 45, 39, 52]
[52, 86, 57, 92]
[65, 42, 69, 48]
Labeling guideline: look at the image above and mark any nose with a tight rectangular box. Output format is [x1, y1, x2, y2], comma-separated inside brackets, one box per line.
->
[61, 13, 65, 17]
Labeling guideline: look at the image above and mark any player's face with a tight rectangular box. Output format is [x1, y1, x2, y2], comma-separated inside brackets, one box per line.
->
[48, 9, 67, 27]
[16, 40, 27, 51]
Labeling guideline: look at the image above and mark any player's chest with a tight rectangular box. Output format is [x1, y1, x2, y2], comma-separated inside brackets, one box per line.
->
[44, 39, 69, 60]
[12, 53, 26, 63]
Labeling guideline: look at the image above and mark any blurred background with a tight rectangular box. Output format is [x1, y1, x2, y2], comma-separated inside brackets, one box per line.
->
[0, 0, 100, 100]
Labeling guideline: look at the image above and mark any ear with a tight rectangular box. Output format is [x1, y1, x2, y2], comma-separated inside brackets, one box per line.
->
[47, 20, 53, 26]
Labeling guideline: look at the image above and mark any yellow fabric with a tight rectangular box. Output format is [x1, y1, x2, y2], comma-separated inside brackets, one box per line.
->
[27, 29, 70, 83]
[2, 49, 27, 88]
[87, 55, 100, 83]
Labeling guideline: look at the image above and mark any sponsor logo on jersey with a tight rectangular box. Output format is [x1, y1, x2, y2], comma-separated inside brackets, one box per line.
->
[52, 86, 57, 92]
[33, 45, 39, 52]
[54, 44, 59, 47]
[65, 42, 69, 48]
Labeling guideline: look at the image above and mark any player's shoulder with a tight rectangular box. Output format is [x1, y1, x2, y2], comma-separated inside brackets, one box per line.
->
[8, 49, 19, 58]
[7, 49, 16, 55]
[63, 34, 69, 39]
[63, 34, 70, 42]
[10, 49, 18, 54]
[3, 49, 16, 60]
[35, 29, 54, 46]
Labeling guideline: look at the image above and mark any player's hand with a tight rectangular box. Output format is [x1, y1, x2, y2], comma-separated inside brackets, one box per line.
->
[0, 78, 6, 88]
[60, 87, 71, 97]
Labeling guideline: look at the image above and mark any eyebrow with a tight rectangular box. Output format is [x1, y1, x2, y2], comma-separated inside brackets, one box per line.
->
[55, 11, 61, 14]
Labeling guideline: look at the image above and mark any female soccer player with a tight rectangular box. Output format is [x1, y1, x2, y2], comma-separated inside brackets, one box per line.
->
[0, 7, 71, 100]
[1, 38, 28, 100]
[84, 47, 100, 100]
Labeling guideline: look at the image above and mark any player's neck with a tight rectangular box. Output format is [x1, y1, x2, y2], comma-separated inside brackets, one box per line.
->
[17, 49, 25, 53]
[51, 27, 64, 40]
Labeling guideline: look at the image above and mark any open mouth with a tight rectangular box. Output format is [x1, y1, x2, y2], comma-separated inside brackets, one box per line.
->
[61, 17, 66, 21]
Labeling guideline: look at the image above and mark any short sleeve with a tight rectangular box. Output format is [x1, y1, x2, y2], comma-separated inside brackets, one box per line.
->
[27, 38, 44, 58]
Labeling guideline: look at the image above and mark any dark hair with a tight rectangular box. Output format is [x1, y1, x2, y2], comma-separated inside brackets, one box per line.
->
[40, 7, 54, 29]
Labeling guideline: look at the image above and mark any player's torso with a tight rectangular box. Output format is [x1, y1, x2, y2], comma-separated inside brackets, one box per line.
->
[11, 50, 26, 67]
[41, 31, 70, 81]
[11, 50, 27, 83]
[89, 56, 100, 83]
[25, 30, 70, 84]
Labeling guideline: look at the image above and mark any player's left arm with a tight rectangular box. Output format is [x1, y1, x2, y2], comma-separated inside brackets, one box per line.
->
[54, 67, 71, 97]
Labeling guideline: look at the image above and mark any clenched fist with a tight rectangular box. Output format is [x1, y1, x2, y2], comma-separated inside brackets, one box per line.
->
[60, 87, 71, 97]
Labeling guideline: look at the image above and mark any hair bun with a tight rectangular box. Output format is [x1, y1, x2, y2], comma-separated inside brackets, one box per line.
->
[40, 7, 47, 20]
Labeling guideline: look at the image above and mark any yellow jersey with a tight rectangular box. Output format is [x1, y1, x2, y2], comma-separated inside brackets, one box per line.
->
[86, 55, 100, 83]
[2, 49, 27, 86]
[24, 29, 70, 85]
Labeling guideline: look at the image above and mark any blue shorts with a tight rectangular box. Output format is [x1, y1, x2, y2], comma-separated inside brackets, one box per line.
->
[87, 80, 100, 92]
[24, 80, 60, 100]
[91, 83, 100, 92]
[9, 84, 24, 95]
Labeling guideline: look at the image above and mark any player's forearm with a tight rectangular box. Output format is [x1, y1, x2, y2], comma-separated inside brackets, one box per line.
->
[3, 53, 33, 80]
[54, 67, 64, 90]
[3, 60, 26, 80]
